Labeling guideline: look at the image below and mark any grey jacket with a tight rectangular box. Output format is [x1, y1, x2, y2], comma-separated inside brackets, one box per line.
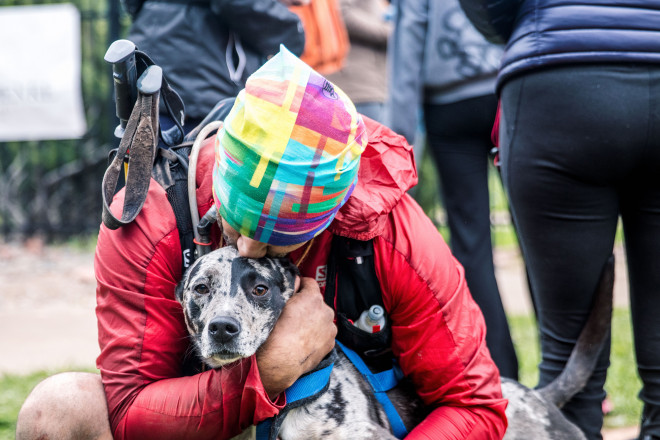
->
[127, 0, 304, 120]
[385, 0, 503, 143]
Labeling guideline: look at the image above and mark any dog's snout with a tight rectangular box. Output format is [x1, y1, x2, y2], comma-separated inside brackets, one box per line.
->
[208, 317, 241, 343]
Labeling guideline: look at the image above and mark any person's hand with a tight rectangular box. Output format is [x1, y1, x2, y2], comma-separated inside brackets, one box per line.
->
[256, 277, 336, 399]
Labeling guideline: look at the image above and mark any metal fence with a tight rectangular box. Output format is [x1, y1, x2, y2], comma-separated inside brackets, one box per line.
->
[0, 0, 126, 240]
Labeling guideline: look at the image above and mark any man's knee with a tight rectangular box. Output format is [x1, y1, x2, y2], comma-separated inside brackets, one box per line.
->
[16, 372, 112, 440]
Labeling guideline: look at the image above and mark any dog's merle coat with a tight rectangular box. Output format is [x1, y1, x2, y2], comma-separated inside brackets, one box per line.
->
[176, 247, 294, 369]
[176, 247, 614, 440]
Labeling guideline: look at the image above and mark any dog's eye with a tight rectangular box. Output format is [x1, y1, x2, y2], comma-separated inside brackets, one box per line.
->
[194, 284, 209, 295]
[252, 285, 269, 296]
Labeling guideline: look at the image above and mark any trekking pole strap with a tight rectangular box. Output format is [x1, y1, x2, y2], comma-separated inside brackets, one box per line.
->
[101, 78, 159, 230]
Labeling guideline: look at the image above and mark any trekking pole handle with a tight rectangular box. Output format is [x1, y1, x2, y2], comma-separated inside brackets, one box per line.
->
[104, 39, 138, 138]
[137, 65, 163, 95]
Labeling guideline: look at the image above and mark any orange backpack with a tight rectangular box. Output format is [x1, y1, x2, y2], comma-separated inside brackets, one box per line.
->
[289, 0, 350, 75]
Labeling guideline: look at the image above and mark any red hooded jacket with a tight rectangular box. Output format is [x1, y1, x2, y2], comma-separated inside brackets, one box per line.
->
[95, 118, 507, 439]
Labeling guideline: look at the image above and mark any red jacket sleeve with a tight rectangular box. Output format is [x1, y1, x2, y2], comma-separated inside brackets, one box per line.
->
[95, 175, 284, 439]
[373, 194, 508, 439]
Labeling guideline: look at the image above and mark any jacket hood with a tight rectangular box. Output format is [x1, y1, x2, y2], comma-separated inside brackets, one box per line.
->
[329, 116, 418, 240]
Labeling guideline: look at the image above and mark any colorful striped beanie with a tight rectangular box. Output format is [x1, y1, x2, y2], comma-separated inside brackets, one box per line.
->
[212, 45, 368, 246]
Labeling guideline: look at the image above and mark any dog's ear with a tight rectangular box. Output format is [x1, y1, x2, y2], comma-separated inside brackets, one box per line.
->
[175, 269, 189, 303]
[175, 257, 203, 303]
[278, 257, 300, 291]
[175, 278, 185, 303]
[280, 256, 300, 276]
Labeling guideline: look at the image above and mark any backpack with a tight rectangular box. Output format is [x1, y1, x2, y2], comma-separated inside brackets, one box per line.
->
[288, 0, 350, 75]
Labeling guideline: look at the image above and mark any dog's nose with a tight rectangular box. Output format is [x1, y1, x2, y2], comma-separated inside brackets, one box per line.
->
[208, 317, 241, 343]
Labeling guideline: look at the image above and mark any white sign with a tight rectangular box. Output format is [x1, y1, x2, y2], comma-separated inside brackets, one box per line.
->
[0, 3, 87, 141]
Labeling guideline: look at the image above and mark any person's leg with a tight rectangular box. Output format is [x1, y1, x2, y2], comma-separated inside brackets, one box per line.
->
[621, 66, 660, 440]
[424, 94, 519, 379]
[625, 178, 660, 440]
[16, 372, 112, 440]
[500, 64, 650, 439]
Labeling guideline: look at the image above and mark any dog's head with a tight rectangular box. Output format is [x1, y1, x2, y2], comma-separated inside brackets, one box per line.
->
[175, 246, 299, 368]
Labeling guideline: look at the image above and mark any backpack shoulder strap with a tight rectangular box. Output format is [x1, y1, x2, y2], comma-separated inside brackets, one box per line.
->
[324, 235, 384, 318]
[335, 340, 408, 439]
[156, 145, 195, 272]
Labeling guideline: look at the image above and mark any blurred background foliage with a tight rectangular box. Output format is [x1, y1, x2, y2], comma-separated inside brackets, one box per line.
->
[0, 0, 130, 240]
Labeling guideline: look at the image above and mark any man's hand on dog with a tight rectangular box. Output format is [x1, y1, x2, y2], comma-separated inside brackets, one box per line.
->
[256, 276, 337, 399]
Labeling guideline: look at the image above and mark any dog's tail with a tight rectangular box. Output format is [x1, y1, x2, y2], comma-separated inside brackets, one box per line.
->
[537, 254, 614, 409]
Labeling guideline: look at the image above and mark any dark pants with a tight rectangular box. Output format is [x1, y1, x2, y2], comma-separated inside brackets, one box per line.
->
[424, 94, 519, 380]
[500, 63, 660, 440]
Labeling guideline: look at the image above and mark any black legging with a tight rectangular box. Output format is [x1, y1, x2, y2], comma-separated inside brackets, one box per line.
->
[424, 94, 519, 380]
[500, 63, 660, 440]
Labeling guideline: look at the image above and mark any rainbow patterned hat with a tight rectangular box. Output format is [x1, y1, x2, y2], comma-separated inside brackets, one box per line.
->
[212, 45, 367, 246]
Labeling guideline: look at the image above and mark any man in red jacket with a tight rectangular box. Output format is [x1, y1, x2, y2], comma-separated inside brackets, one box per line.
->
[17, 47, 507, 440]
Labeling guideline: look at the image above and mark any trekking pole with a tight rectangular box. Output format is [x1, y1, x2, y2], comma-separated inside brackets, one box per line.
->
[104, 40, 138, 139]
[105, 40, 139, 185]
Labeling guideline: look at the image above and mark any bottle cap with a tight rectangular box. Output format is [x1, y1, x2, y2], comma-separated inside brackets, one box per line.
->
[368, 305, 384, 321]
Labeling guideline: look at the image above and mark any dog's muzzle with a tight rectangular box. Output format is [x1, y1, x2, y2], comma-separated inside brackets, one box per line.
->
[208, 316, 242, 344]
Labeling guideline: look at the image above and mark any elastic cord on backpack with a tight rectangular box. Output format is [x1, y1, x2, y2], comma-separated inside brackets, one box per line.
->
[188, 121, 223, 252]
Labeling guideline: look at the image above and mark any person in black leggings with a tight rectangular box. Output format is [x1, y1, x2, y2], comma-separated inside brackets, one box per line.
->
[500, 63, 660, 439]
[424, 94, 519, 379]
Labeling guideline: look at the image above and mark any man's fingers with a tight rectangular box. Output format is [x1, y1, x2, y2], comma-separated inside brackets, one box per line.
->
[257, 275, 336, 396]
[296, 276, 320, 295]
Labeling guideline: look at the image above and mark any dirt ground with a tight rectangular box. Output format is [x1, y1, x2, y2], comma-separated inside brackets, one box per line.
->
[0, 239, 98, 374]
[0, 239, 637, 439]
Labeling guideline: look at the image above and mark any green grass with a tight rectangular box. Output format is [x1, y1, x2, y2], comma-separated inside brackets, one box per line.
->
[0, 370, 54, 439]
[603, 308, 643, 428]
[509, 308, 642, 429]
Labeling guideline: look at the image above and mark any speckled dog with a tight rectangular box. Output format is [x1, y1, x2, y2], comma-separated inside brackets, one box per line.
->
[175, 246, 422, 440]
[176, 247, 614, 440]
